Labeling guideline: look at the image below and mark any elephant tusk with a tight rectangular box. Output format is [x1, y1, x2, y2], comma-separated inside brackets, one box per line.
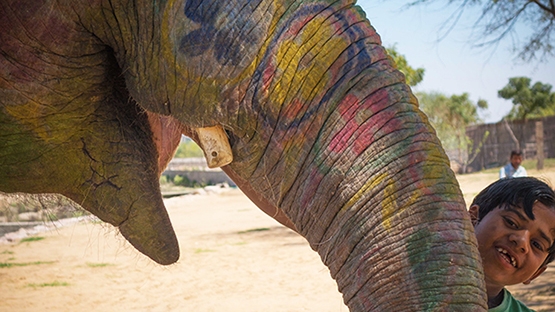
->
[195, 125, 233, 168]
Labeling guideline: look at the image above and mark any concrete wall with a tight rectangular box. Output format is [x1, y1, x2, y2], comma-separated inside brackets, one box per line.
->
[162, 170, 236, 187]
[162, 158, 236, 186]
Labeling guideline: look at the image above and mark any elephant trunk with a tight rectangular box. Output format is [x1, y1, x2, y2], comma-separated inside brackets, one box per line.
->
[221, 2, 487, 309]
[236, 83, 487, 309]
[280, 115, 485, 309]
[118, 195, 179, 265]
[116, 113, 183, 265]
[68, 106, 181, 266]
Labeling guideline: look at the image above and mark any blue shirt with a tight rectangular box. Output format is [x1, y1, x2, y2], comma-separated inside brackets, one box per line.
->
[499, 164, 527, 179]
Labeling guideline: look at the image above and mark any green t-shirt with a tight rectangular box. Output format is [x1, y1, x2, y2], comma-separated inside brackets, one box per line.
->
[489, 289, 534, 312]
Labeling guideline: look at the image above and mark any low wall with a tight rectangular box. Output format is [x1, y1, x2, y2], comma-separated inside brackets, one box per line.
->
[162, 170, 236, 187]
[0, 222, 44, 237]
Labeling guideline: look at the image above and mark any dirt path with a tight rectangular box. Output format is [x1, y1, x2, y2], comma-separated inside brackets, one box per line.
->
[0, 190, 346, 312]
[1, 168, 554, 311]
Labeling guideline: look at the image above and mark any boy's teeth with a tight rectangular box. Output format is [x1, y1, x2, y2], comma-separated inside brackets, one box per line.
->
[496, 247, 516, 267]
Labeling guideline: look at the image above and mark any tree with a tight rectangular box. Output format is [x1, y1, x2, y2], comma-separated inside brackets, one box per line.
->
[417, 91, 488, 172]
[407, 0, 555, 62]
[498, 77, 555, 120]
[174, 137, 204, 158]
[386, 45, 425, 86]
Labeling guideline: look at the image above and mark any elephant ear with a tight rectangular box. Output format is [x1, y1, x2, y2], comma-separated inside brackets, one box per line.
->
[0, 76, 180, 265]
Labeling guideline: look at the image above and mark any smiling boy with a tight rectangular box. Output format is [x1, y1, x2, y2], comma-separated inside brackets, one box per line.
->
[499, 150, 527, 179]
[469, 177, 555, 311]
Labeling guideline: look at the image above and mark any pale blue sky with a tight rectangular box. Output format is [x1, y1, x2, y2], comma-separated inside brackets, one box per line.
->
[357, 1, 555, 123]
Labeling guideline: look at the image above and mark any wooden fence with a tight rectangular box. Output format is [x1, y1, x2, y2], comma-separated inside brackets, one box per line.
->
[464, 115, 555, 173]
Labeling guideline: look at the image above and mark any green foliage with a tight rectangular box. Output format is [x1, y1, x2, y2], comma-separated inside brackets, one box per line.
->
[159, 175, 169, 185]
[386, 45, 425, 86]
[238, 228, 271, 234]
[194, 248, 215, 254]
[173, 175, 185, 185]
[418, 92, 486, 149]
[86, 262, 112, 268]
[417, 91, 488, 172]
[12, 202, 27, 213]
[0, 261, 55, 268]
[498, 77, 555, 120]
[174, 138, 204, 158]
[172, 175, 205, 188]
[27, 281, 69, 288]
[46, 212, 59, 221]
[20, 236, 45, 243]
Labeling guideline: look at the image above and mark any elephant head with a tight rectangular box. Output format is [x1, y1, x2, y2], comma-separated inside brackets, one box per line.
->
[0, 0, 487, 310]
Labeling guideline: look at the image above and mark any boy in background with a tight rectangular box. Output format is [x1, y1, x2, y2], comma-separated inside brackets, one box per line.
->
[500, 150, 527, 179]
[469, 177, 555, 311]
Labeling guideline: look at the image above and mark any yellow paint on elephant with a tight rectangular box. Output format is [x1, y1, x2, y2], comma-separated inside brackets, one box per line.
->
[270, 15, 348, 107]
[4, 98, 89, 144]
[340, 170, 421, 233]
[341, 172, 394, 227]
[159, 0, 196, 96]
[341, 173, 381, 212]
[380, 173, 399, 231]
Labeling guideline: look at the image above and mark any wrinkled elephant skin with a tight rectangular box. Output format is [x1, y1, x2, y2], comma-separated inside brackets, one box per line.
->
[0, 0, 487, 310]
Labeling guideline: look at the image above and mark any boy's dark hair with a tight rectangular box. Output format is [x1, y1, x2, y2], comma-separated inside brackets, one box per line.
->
[510, 150, 523, 157]
[471, 177, 555, 264]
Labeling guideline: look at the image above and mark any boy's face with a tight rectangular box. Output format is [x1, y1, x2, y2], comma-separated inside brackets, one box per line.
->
[470, 202, 555, 289]
[510, 154, 522, 168]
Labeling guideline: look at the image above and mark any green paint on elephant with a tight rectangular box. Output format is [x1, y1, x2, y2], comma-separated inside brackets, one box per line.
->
[407, 227, 445, 310]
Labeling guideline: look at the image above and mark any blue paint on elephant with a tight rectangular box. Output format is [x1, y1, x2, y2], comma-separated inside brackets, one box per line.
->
[183, 0, 219, 24]
[179, 27, 217, 57]
[180, 0, 264, 66]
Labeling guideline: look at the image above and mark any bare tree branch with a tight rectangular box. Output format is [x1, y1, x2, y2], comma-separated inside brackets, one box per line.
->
[529, 0, 555, 16]
[405, 0, 555, 62]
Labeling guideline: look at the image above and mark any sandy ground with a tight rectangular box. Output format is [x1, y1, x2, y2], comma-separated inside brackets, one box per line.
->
[1, 168, 555, 312]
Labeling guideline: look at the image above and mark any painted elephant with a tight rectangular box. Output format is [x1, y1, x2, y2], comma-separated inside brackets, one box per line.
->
[0, 0, 487, 310]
